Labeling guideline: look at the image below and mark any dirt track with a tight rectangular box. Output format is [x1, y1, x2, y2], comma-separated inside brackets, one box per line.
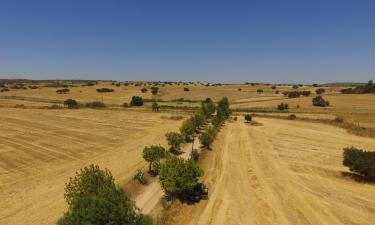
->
[181, 118, 375, 225]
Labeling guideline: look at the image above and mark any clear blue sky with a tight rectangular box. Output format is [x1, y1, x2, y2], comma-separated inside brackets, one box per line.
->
[0, 0, 374, 83]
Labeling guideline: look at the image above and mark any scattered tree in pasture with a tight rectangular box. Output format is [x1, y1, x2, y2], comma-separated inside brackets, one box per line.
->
[343, 147, 375, 179]
[130, 96, 144, 106]
[315, 88, 326, 95]
[64, 99, 79, 109]
[152, 101, 159, 112]
[151, 86, 159, 95]
[141, 88, 148, 93]
[184, 87, 190, 92]
[277, 103, 289, 111]
[56, 88, 70, 94]
[312, 96, 329, 107]
[96, 88, 114, 93]
[256, 89, 264, 94]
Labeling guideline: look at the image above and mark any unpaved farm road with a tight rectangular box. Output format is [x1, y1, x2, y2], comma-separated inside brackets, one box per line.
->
[135, 138, 200, 214]
[178, 118, 375, 225]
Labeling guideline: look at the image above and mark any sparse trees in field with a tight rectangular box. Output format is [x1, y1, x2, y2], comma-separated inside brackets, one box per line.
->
[244, 114, 252, 123]
[277, 103, 289, 111]
[343, 147, 375, 179]
[143, 145, 166, 173]
[165, 132, 185, 153]
[158, 157, 203, 196]
[312, 96, 329, 107]
[130, 96, 144, 106]
[63, 99, 79, 109]
[315, 88, 326, 95]
[341, 80, 375, 94]
[58, 164, 150, 225]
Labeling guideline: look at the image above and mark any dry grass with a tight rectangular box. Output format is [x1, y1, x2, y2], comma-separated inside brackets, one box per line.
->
[0, 108, 183, 225]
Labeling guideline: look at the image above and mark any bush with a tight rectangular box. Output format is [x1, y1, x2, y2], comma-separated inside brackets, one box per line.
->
[130, 96, 144, 106]
[256, 89, 263, 94]
[277, 103, 289, 111]
[343, 147, 375, 179]
[96, 88, 114, 93]
[287, 91, 301, 98]
[123, 102, 129, 107]
[64, 99, 79, 109]
[312, 96, 329, 107]
[141, 88, 148, 93]
[58, 164, 148, 225]
[152, 101, 159, 112]
[133, 169, 148, 185]
[244, 114, 252, 123]
[85, 101, 106, 108]
[315, 88, 325, 95]
[238, 88, 242, 91]
[159, 157, 203, 196]
[334, 116, 344, 123]
[166, 132, 184, 153]
[288, 114, 297, 120]
[184, 87, 190, 91]
[292, 85, 299, 89]
[271, 85, 276, 89]
[56, 88, 70, 94]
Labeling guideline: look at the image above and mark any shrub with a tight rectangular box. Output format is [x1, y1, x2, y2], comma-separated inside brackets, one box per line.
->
[334, 116, 344, 123]
[85, 101, 106, 108]
[141, 88, 148, 93]
[275, 90, 280, 94]
[288, 91, 301, 98]
[58, 164, 148, 225]
[256, 89, 263, 94]
[238, 88, 242, 91]
[343, 147, 375, 179]
[315, 88, 325, 95]
[277, 103, 289, 111]
[123, 102, 129, 107]
[292, 85, 299, 89]
[288, 114, 297, 120]
[165, 132, 184, 153]
[130, 96, 144, 106]
[271, 85, 276, 89]
[96, 88, 114, 93]
[184, 87, 190, 92]
[143, 145, 166, 173]
[133, 169, 147, 185]
[244, 114, 252, 123]
[158, 157, 203, 196]
[64, 99, 79, 109]
[312, 96, 329, 107]
[56, 88, 70, 94]
[301, 91, 311, 96]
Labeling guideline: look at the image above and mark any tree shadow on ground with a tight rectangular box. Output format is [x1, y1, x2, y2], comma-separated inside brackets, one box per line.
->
[341, 171, 375, 184]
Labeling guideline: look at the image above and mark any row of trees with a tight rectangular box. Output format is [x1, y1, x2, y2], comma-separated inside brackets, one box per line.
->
[343, 147, 375, 179]
[282, 90, 311, 98]
[341, 80, 375, 94]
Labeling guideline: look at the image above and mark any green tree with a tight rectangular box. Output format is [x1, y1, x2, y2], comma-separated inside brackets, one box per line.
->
[130, 96, 144, 106]
[180, 118, 195, 141]
[59, 164, 149, 225]
[159, 157, 203, 196]
[143, 145, 166, 172]
[64, 99, 79, 109]
[244, 114, 252, 123]
[165, 132, 184, 153]
[199, 126, 217, 148]
[152, 101, 159, 112]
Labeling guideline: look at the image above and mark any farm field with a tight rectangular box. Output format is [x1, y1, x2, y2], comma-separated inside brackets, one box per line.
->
[0, 108, 183, 225]
[169, 118, 375, 225]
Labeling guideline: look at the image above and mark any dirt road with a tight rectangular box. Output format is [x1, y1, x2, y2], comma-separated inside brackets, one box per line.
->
[180, 118, 375, 225]
[135, 138, 200, 214]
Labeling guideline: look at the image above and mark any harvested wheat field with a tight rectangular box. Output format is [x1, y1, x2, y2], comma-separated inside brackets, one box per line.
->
[170, 118, 375, 225]
[0, 108, 183, 225]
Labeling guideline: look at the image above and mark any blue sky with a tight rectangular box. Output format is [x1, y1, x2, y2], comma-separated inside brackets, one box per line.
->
[0, 0, 374, 83]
